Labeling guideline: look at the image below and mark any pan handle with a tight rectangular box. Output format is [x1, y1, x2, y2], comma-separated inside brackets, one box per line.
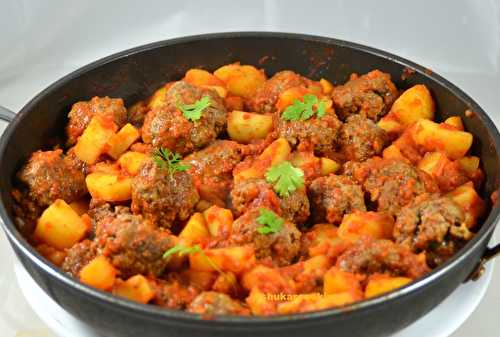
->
[468, 242, 500, 281]
[0, 105, 16, 123]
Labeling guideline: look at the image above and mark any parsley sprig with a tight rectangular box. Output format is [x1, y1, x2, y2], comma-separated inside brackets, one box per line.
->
[153, 148, 190, 176]
[281, 94, 326, 121]
[256, 208, 284, 234]
[177, 95, 211, 122]
[265, 161, 304, 198]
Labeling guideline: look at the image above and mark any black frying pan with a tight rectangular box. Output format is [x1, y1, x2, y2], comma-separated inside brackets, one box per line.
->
[0, 32, 499, 337]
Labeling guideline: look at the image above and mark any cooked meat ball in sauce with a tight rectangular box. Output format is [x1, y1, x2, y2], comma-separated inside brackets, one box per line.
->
[308, 175, 366, 224]
[14, 63, 487, 316]
[131, 159, 199, 228]
[142, 81, 226, 155]
[330, 70, 398, 121]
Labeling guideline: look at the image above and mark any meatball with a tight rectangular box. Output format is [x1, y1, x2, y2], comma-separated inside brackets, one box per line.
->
[247, 71, 312, 113]
[339, 114, 387, 162]
[62, 239, 98, 277]
[17, 149, 87, 207]
[131, 160, 199, 228]
[331, 70, 398, 121]
[308, 175, 366, 224]
[95, 209, 176, 278]
[153, 277, 199, 309]
[141, 81, 226, 155]
[231, 208, 301, 266]
[277, 111, 342, 155]
[188, 292, 250, 316]
[336, 239, 430, 279]
[345, 158, 438, 216]
[394, 194, 470, 253]
[66, 96, 127, 146]
[184, 140, 243, 206]
[230, 178, 310, 224]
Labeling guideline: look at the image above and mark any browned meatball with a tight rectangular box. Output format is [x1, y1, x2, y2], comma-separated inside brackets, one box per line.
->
[231, 208, 301, 266]
[62, 239, 97, 277]
[131, 159, 199, 228]
[277, 111, 342, 155]
[66, 96, 127, 146]
[345, 158, 438, 216]
[331, 70, 398, 121]
[230, 178, 310, 224]
[141, 81, 226, 155]
[187, 292, 250, 316]
[308, 175, 366, 224]
[247, 71, 312, 113]
[336, 239, 430, 279]
[394, 194, 470, 253]
[339, 114, 387, 162]
[184, 140, 243, 206]
[153, 277, 199, 309]
[17, 149, 87, 207]
[95, 208, 175, 278]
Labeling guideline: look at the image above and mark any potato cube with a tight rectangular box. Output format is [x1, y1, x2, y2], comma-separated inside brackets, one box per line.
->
[106, 123, 140, 159]
[203, 205, 233, 239]
[179, 212, 210, 243]
[34, 199, 87, 250]
[338, 211, 394, 242]
[227, 110, 273, 143]
[189, 245, 256, 274]
[118, 151, 149, 176]
[444, 116, 464, 130]
[388, 84, 435, 125]
[184, 68, 225, 87]
[320, 78, 334, 94]
[377, 117, 404, 136]
[447, 182, 485, 227]
[148, 85, 169, 109]
[80, 256, 117, 291]
[86, 172, 132, 202]
[277, 292, 357, 314]
[214, 64, 266, 99]
[113, 275, 155, 304]
[320, 157, 340, 175]
[74, 116, 118, 164]
[382, 144, 410, 163]
[417, 152, 449, 176]
[411, 119, 473, 159]
[181, 270, 217, 290]
[323, 266, 363, 299]
[458, 156, 480, 175]
[365, 275, 412, 298]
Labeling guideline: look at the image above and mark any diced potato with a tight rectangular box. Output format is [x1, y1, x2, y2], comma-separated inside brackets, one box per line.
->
[444, 116, 464, 130]
[212, 271, 238, 295]
[80, 256, 117, 291]
[320, 78, 334, 94]
[113, 275, 155, 304]
[106, 123, 140, 159]
[458, 156, 480, 175]
[34, 199, 87, 250]
[241, 265, 292, 293]
[277, 292, 357, 314]
[189, 245, 256, 274]
[148, 85, 168, 109]
[203, 205, 233, 239]
[338, 211, 394, 242]
[323, 267, 363, 298]
[86, 172, 132, 202]
[118, 151, 149, 176]
[225, 96, 244, 111]
[227, 110, 273, 143]
[36, 244, 67, 266]
[365, 275, 412, 298]
[377, 117, 404, 136]
[388, 84, 435, 125]
[382, 144, 410, 163]
[69, 199, 89, 216]
[303, 224, 348, 258]
[184, 69, 225, 87]
[320, 157, 340, 175]
[234, 138, 291, 182]
[74, 116, 117, 164]
[181, 270, 217, 290]
[417, 152, 449, 176]
[214, 64, 266, 99]
[179, 212, 210, 243]
[411, 119, 473, 159]
[91, 162, 121, 175]
[246, 287, 277, 315]
[204, 85, 227, 98]
[447, 182, 485, 227]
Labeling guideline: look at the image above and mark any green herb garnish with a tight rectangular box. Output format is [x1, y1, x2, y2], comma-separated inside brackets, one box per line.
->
[153, 148, 190, 176]
[177, 95, 211, 122]
[265, 161, 304, 197]
[163, 244, 201, 260]
[256, 208, 284, 235]
[281, 94, 326, 121]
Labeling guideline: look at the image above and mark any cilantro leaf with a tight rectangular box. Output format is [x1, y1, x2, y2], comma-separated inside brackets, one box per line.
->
[163, 244, 201, 260]
[177, 95, 211, 122]
[281, 94, 327, 121]
[256, 208, 284, 234]
[153, 148, 190, 176]
[265, 161, 304, 197]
